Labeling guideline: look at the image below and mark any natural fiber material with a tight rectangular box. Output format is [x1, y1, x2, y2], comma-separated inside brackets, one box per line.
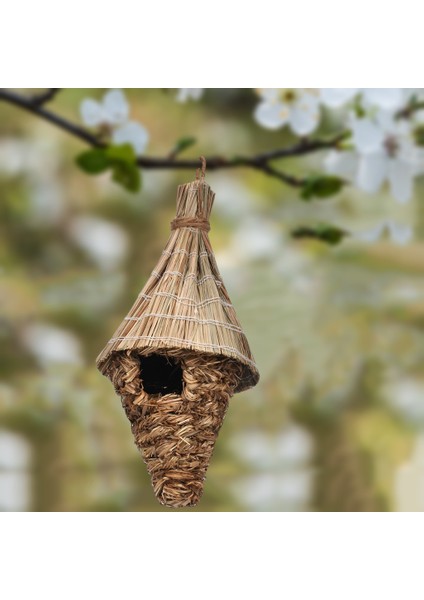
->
[97, 163, 259, 507]
[104, 347, 242, 507]
[97, 176, 259, 390]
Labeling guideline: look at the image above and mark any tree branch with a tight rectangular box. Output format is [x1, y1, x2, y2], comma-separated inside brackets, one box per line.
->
[0, 88, 346, 186]
[30, 88, 62, 106]
[0, 88, 100, 146]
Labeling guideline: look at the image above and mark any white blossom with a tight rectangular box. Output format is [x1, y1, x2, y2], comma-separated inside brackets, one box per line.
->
[22, 323, 82, 367]
[235, 471, 313, 510]
[68, 216, 129, 272]
[350, 111, 419, 203]
[111, 121, 149, 155]
[320, 88, 414, 112]
[80, 89, 149, 155]
[320, 88, 359, 108]
[326, 110, 420, 203]
[361, 88, 408, 112]
[355, 220, 412, 245]
[176, 88, 203, 102]
[254, 88, 320, 135]
[231, 216, 281, 261]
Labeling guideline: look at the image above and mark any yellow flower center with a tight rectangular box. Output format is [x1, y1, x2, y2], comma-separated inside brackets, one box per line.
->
[282, 89, 297, 104]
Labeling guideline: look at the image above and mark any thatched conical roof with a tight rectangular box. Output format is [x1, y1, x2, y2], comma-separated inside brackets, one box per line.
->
[96, 175, 259, 393]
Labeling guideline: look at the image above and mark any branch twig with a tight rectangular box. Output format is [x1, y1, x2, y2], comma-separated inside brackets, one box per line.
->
[30, 88, 62, 106]
[0, 88, 347, 186]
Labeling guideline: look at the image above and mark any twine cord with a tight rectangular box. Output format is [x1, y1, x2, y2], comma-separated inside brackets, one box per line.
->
[171, 216, 210, 231]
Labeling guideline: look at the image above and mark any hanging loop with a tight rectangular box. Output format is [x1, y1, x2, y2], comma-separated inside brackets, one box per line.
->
[196, 156, 207, 180]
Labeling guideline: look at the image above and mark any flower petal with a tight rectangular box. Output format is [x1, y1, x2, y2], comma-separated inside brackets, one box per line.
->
[351, 116, 384, 154]
[289, 93, 320, 135]
[387, 220, 413, 245]
[320, 88, 358, 108]
[357, 152, 388, 193]
[254, 100, 290, 130]
[80, 99, 105, 127]
[112, 121, 149, 155]
[103, 89, 129, 125]
[324, 150, 358, 180]
[362, 88, 404, 111]
[388, 158, 414, 203]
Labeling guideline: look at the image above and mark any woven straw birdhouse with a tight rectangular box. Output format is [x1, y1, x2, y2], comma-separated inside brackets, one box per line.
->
[96, 159, 259, 507]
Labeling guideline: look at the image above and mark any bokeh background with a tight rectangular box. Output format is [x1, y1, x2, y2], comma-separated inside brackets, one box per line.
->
[1, 88, 423, 511]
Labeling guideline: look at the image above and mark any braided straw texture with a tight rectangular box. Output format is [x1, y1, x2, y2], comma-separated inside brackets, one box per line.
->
[104, 348, 243, 507]
[96, 179, 259, 392]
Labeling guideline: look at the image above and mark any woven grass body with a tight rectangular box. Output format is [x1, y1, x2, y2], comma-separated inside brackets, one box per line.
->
[106, 348, 242, 506]
[97, 166, 259, 507]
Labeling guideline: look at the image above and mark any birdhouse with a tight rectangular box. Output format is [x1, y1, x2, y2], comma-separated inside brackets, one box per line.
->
[96, 159, 259, 507]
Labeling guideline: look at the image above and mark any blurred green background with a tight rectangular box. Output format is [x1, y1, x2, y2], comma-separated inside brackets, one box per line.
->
[1, 89, 424, 511]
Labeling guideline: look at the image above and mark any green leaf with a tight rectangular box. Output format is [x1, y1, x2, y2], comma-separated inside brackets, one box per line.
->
[171, 136, 197, 156]
[291, 223, 349, 246]
[301, 175, 345, 200]
[75, 149, 110, 174]
[105, 143, 137, 163]
[111, 162, 141, 192]
[413, 125, 424, 147]
[76, 144, 141, 193]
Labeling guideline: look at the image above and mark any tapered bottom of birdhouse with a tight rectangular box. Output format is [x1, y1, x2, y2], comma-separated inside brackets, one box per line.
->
[105, 348, 243, 508]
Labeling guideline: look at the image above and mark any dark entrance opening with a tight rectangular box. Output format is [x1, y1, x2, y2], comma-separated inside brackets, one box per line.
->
[139, 354, 183, 395]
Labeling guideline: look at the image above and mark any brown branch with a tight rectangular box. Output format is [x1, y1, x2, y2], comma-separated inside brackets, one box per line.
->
[30, 88, 62, 106]
[0, 88, 100, 146]
[0, 88, 346, 186]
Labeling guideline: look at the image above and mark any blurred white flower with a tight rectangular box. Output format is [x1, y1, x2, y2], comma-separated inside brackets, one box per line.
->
[320, 88, 359, 108]
[327, 111, 420, 203]
[232, 431, 272, 469]
[22, 323, 82, 367]
[0, 139, 30, 174]
[68, 216, 129, 271]
[320, 88, 410, 112]
[29, 179, 65, 226]
[355, 220, 412, 245]
[208, 175, 256, 219]
[254, 88, 320, 135]
[361, 88, 408, 112]
[81, 89, 129, 127]
[385, 378, 424, 423]
[231, 216, 281, 261]
[0, 430, 30, 470]
[111, 121, 149, 155]
[276, 424, 314, 467]
[176, 88, 203, 102]
[232, 424, 313, 470]
[80, 89, 149, 155]
[0, 430, 31, 512]
[235, 471, 313, 511]
[350, 111, 419, 203]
